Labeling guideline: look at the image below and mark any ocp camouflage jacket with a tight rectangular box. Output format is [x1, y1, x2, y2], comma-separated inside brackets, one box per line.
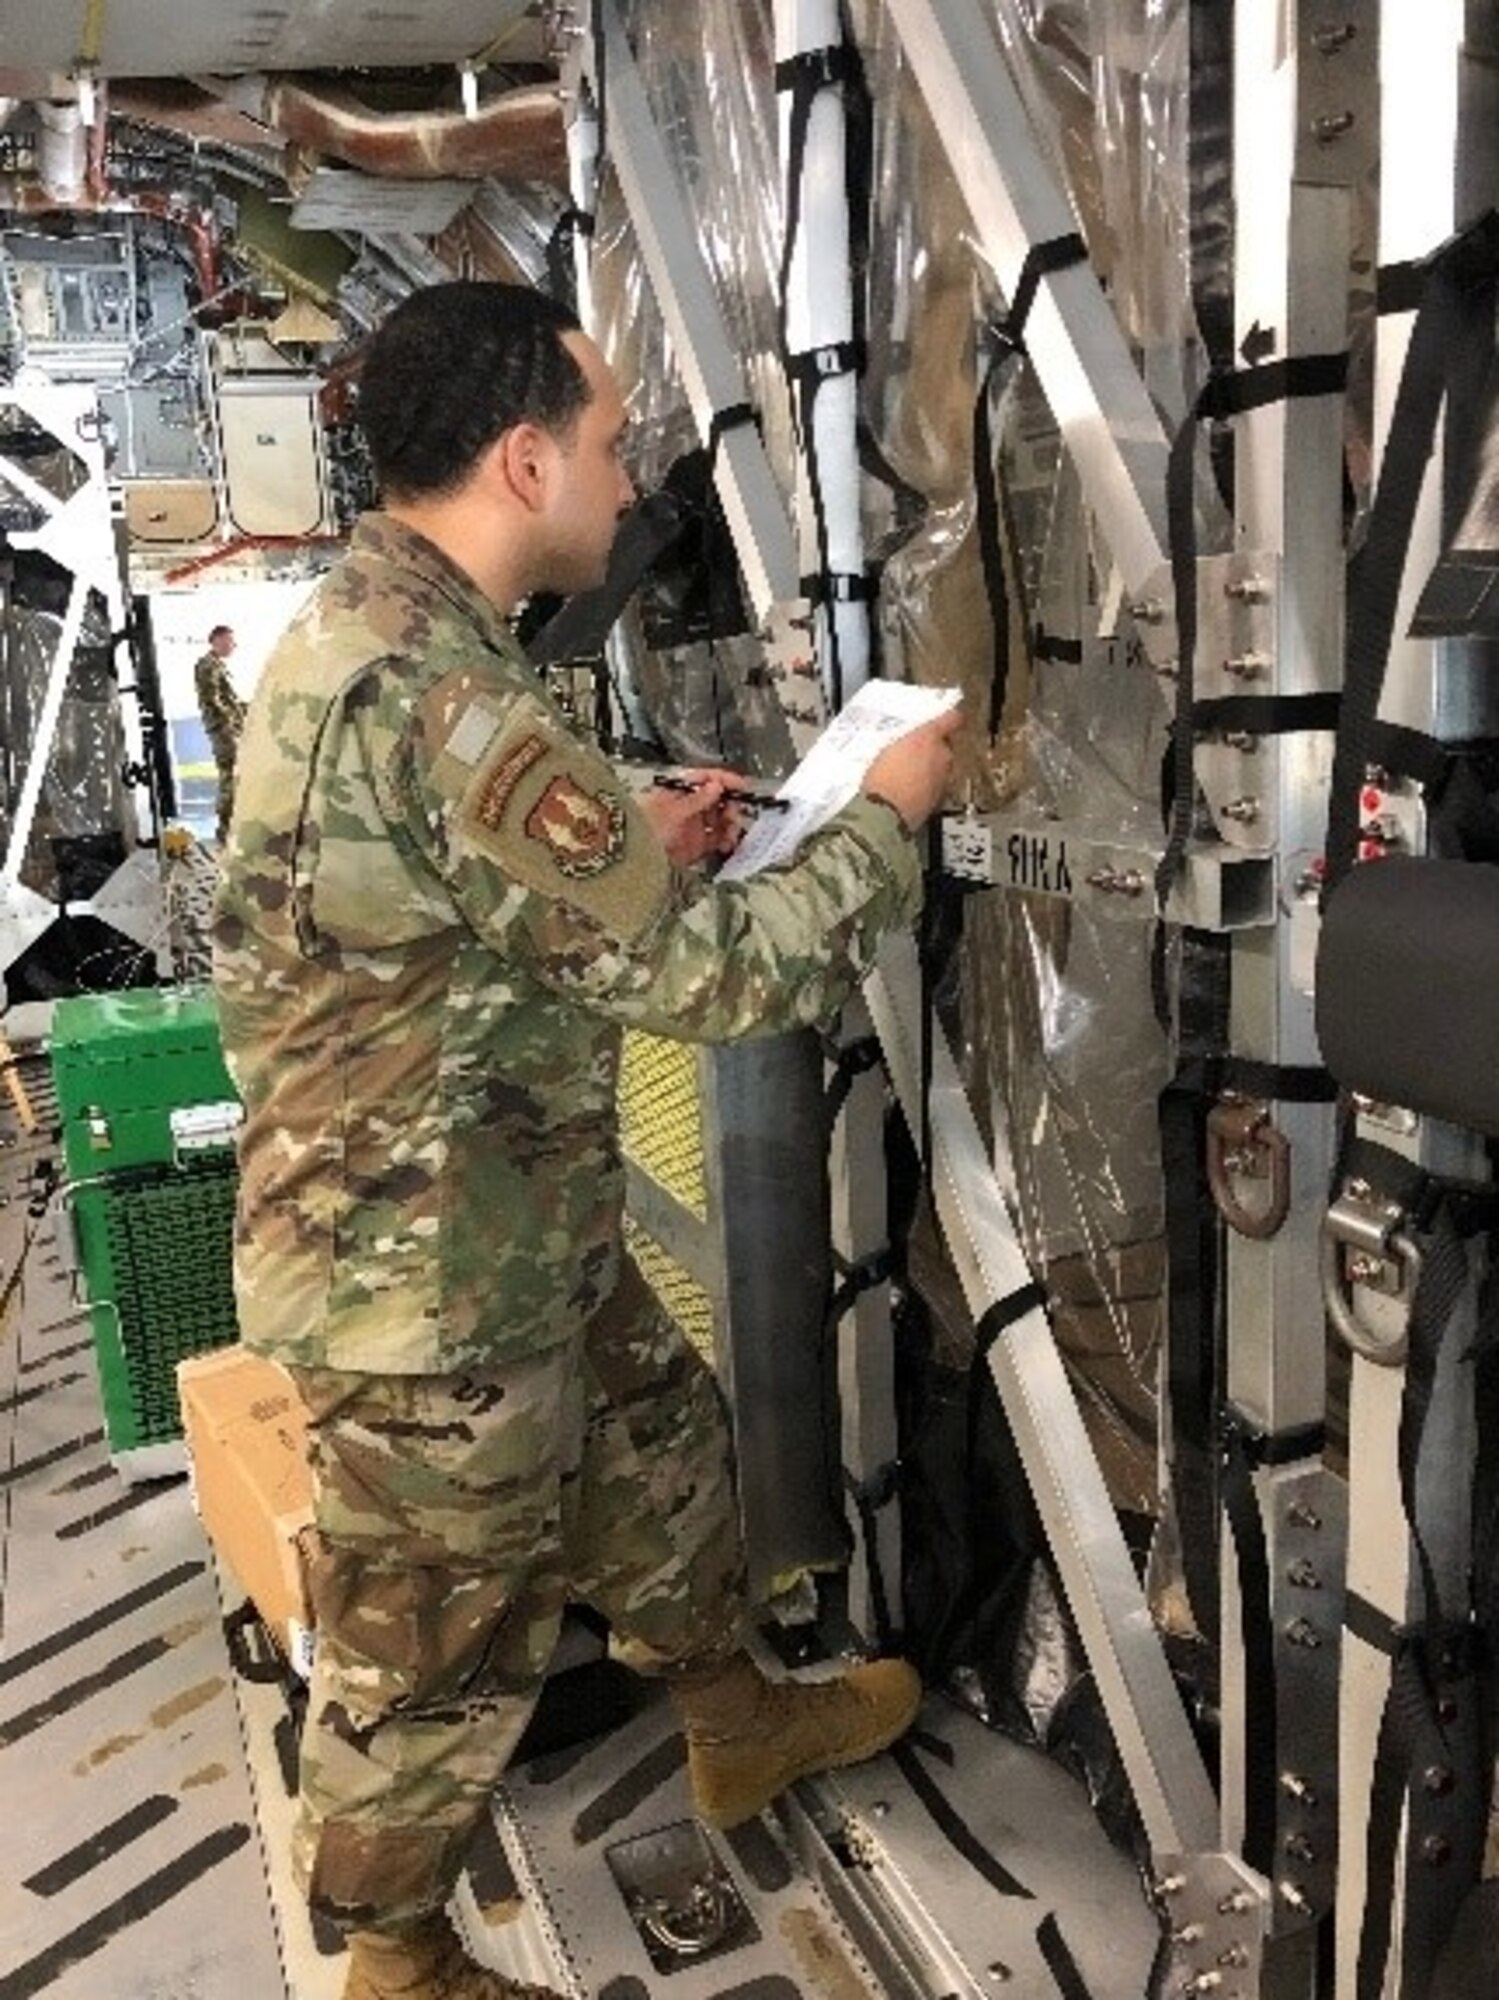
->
[213, 514, 920, 1375]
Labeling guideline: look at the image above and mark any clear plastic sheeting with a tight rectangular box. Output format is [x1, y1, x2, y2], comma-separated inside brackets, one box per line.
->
[0, 411, 88, 535]
[849, 0, 1188, 1554]
[930, 888, 1167, 1520]
[2, 592, 129, 902]
[898, 1171, 1154, 1852]
[619, 0, 794, 494]
[592, 0, 801, 767]
[591, 170, 683, 487]
[629, 630, 797, 778]
[587, 0, 1198, 1721]
[991, 0, 1199, 396]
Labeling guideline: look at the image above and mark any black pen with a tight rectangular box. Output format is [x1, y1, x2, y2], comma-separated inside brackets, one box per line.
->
[650, 774, 790, 811]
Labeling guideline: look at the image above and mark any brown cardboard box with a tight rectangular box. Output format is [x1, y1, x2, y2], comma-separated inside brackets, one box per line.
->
[178, 1345, 317, 1675]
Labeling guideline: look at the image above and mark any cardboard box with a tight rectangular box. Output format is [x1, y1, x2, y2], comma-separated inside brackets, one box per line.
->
[178, 1345, 317, 1676]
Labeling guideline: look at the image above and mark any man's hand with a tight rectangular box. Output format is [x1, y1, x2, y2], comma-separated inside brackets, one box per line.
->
[862, 705, 962, 831]
[638, 768, 749, 866]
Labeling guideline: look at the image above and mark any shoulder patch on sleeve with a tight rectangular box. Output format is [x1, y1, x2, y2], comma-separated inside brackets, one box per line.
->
[521, 769, 627, 876]
[454, 699, 668, 944]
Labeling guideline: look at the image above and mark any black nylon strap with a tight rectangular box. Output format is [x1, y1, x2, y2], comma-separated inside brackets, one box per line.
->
[857, 413, 927, 520]
[1353, 1607, 1482, 2000]
[1159, 1069, 1224, 1651]
[916, 822, 942, 1177]
[1398, 1209, 1467, 1645]
[785, 338, 862, 385]
[1187, 0, 1235, 381]
[993, 233, 1089, 358]
[1356, 1637, 1435, 2000]
[1336, 1134, 1499, 1238]
[973, 340, 1022, 741]
[1231, 1418, 1329, 1468]
[1195, 350, 1349, 421]
[826, 1245, 894, 1327]
[799, 568, 874, 607]
[1376, 259, 1428, 316]
[1033, 627, 1083, 665]
[1222, 1419, 1277, 1874]
[773, 42, 860, 95]
[1353, 1187, 1487, 2000]
[971, 234, 1089, 744]
[974, 1281, 1048, 1358]
[1343, 1589, 1403, 1655]
[823, 1032, 883, 1131]
[1172, 1051, 1339, 1106]
[1193, 691, 1343, 737]
[1361, 719, 1463, 793]
[1035, 1912, 1097, 2000]
[590, 0, 606, 178]
[843, 1461, 899, 1649]
[1225, 1060, 1338, 1104]
[1337, 1098, 1499, 2000]
[544, 205, 595, 302]
[706, 402, 756, 463]
[1155, 390, 1207, 908]
[1158, 922, 1232, 1662]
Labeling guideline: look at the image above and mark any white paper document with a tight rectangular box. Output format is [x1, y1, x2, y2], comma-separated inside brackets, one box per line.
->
[718, 679, 962, 882]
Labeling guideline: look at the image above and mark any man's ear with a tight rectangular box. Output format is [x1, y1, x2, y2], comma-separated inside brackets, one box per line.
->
[488, 422, 555, 513]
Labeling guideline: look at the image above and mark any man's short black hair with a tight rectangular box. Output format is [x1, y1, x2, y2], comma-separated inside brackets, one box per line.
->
[208, 623, 233, 643]
[357, 282, 589, 500]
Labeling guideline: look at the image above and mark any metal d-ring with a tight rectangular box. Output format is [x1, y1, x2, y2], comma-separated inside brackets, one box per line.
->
[1319, 1186, 1421, 1367]
[1206, 1098, 1292, 1240]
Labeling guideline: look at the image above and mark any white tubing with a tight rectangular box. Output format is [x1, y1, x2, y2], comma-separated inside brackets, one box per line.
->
[775, 0, 870, 705]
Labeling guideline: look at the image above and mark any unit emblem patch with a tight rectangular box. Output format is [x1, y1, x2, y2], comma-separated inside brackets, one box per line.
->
[524, 773, 627, 877]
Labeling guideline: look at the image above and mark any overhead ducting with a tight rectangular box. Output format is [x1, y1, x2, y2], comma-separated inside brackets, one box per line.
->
[260, 76, 567, 186]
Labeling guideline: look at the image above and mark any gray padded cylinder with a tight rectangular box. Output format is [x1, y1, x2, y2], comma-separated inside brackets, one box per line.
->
[1316, 855, 1499, 1135]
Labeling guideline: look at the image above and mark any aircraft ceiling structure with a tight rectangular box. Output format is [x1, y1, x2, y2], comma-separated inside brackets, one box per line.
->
[0, 0, 567, 232]
[0, 0, 551, 85]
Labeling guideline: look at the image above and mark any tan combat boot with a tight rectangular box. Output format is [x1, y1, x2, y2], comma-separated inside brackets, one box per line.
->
[343, 1912, 566, 2000]
[672, 1652, 922, 1828]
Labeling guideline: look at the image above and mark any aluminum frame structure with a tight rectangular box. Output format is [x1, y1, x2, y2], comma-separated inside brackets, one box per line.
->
[568, 2, 1499, 1994]
[578, 0, 1253, 1985]
[1206, 17, 1365, 1992]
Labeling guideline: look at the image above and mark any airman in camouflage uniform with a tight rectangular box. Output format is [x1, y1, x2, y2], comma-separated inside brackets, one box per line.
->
[213, 282, 957, 2000]
[194, 623, 246, 843]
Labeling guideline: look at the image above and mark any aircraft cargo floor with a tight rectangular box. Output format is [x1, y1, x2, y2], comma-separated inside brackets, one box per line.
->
[0, 1049, 1160, 2000]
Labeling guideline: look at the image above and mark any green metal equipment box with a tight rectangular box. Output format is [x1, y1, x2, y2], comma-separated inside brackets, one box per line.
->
[51, 985, 242, 1479]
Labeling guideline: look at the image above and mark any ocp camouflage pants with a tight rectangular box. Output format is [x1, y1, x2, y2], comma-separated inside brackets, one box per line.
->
[285, 1258, 747, 1935]
[205, 729, 237, 844]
